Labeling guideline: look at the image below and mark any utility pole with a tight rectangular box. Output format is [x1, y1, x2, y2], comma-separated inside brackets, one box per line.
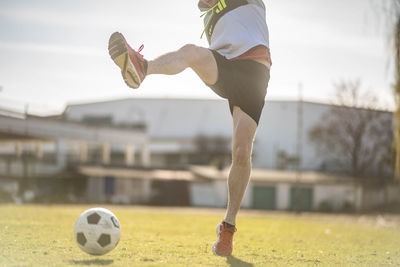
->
[295, 83, 303, 213]
[24, 103, 29, 116]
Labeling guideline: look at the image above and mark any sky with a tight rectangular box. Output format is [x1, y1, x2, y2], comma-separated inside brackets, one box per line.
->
[0, 0, 396, 115]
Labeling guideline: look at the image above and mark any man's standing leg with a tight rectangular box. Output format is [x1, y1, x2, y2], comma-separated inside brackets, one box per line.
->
[213, 106, 258, 256]
[225, 106, 257, 224]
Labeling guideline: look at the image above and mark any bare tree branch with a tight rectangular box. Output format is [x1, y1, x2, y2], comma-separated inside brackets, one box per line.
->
[309, 81, 394, 178]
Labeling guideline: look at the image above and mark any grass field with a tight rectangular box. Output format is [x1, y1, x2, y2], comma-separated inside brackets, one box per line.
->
[0, 205, 399, 266]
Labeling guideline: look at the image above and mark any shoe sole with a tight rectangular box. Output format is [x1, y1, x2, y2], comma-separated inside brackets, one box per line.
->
[212, 240, 231, 256]
[108, 32, 140, 89]
[212, 241, 218, 256]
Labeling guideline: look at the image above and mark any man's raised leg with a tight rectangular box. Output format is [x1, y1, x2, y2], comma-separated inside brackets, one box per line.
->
[109, 32, 218, 88]
[147, 44, 218, 85]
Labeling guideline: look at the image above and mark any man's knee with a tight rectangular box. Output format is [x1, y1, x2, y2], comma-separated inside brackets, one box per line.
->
[232, 145, 252, 167]
[179, 44, 206, 66]
[180, 44, 198, 53]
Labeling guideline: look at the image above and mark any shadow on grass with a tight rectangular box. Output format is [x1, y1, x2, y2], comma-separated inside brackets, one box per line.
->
[227, 256, 254, 267]
[69, 259, 114, 266]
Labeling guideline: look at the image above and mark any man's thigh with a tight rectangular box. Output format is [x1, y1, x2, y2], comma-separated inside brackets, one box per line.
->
[232, 106, 258, 148]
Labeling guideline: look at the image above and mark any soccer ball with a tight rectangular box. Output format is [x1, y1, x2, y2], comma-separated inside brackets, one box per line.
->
[74, 208, 121, 255]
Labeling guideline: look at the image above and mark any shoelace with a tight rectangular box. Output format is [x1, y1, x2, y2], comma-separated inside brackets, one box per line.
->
[219, 225, 236, 241]
[200, 2, 220, 39]
[136, 45, 145, 62]
[137, 44, 144, 53]
[127, 42, 145, 58]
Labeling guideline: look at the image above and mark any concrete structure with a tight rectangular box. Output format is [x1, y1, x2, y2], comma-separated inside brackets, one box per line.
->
[0, 113, 150, 178]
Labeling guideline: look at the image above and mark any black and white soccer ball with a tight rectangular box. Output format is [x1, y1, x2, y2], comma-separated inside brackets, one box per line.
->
[74, 208, 121, 255]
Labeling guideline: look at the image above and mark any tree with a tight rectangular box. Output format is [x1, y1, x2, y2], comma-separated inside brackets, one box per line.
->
[309, 80, 394, 178]
[373, 0, 400, 180]
[393, 7, 400, 180]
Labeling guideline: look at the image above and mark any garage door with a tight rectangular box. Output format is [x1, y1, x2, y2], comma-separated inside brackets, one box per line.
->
[252, 186, 276, 210]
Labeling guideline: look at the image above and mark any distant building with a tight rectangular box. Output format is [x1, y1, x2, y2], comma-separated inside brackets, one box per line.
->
[64, 97, 393, 175]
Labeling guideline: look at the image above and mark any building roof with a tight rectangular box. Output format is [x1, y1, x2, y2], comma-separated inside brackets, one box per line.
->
[0, 114, 148, 144]
[79, 166, 197, 182]
[190, 166, 356, 185]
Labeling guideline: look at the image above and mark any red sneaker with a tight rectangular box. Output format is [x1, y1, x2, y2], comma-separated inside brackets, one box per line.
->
[108, 32, 147, 89]
[212, 222, 237, 256]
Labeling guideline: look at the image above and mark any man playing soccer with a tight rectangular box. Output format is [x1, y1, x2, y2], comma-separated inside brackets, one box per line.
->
[108, 0, 271, 256]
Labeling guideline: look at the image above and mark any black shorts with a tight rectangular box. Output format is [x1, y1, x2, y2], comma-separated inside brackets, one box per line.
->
[206, 50, 270, 125]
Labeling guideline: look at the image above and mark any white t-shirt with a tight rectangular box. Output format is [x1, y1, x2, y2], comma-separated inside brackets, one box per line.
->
[202, 0, 270, 59]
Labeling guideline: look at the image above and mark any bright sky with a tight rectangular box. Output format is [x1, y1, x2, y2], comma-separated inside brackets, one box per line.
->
[0, 0, 395, 114]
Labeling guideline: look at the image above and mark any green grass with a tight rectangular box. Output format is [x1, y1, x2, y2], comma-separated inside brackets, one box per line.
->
[0, 205, 399, 266]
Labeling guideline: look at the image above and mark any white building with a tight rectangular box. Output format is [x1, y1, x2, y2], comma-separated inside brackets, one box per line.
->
[64, 98, 331, 170]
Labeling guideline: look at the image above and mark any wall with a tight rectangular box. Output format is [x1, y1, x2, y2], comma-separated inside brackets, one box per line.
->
[189, 182, 218, 207]
[190, 180, 227, 208]
[313, 184, 357, 211]
[276, 183, 290, 210]
[87, 177, 152, 204]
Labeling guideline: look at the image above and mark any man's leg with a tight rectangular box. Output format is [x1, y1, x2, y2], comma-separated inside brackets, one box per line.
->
[213, 106, 257, 256]
[147, 44, 218, 85]
[108, 32, 218, 88]
[224, 106, 257, 225]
